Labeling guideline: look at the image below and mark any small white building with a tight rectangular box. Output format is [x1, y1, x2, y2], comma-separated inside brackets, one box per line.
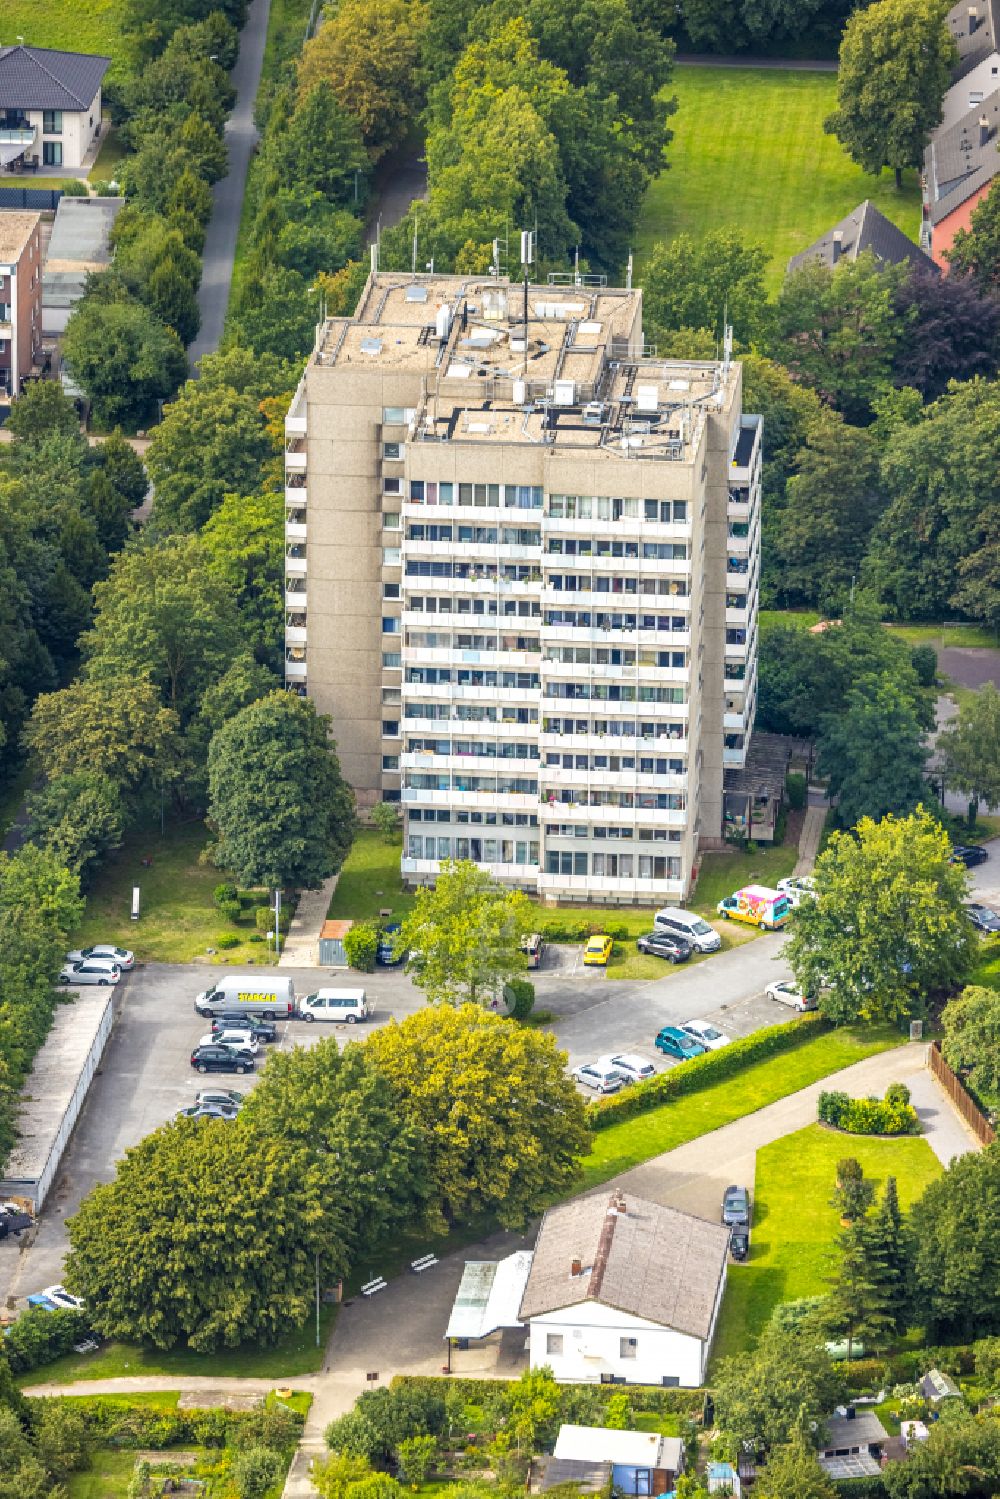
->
[519, 1190, 729, 1387]
[553, 1425, 685, 1493]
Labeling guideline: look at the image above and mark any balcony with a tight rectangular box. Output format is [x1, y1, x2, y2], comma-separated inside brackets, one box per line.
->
[402, 857, 539, 882]
[539, 731, 688, 752]
[404, 682, 539, 705]
[285, 659, 307, 681]
[535, 872, 684, 899]
[285, 587, 307, 608]
[401, 788, 538, 811]
[0, 126, 34, 147]
[538, 800, 687, 825]
[285, 485, 306, 507]
[284, 442, 307, 473]
[541, 766, 687, 791]
[286, 520, 307, 542]
[723, 746, 747, 767]
[404, 539, 541, 561]
[729, 414, 762, 485]
[285, 553, 307, 578]
[404, 575, 543, 597]
[285, 624, 308, 645]
[403, 714, 538, 739]
[402, 751, 539, 773]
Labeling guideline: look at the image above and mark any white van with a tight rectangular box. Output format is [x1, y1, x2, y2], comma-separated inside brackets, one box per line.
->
[298, 988, 369, 1024]
[653, 906, 722, 953]
[195, 975, 295, 1018]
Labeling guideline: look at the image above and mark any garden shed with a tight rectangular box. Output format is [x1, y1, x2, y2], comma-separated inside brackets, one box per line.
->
[319, 919, 353, 966]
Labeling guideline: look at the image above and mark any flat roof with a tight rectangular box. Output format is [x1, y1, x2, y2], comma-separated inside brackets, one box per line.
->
[45, 196, 123, 272]
[0, 987, 113, 1183]
[0, 210, 41, 262]
[554, 1428, 684, 1471]
[445, 1250, 533, 1340]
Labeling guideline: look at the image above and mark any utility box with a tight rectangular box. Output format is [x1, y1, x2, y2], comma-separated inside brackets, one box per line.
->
[319, 919, 354, 967]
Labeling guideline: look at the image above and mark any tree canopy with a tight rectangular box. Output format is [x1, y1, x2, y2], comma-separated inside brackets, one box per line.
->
[941, 987, 1000, 1098]
[399, 859, 531, 1005]
[786, 807, 975, 1024]
[714, 1322, 844, 1452]
[937, 683, 1000, 821]
[910, 1145, 1000, 1341]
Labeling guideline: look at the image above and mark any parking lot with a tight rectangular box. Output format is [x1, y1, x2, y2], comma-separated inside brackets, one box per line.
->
[0, 934, 796, 1304]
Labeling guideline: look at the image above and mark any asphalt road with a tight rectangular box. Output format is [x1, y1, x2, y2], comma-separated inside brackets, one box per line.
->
[1, 937, 798, 1303]
[187, 0, 271, 369]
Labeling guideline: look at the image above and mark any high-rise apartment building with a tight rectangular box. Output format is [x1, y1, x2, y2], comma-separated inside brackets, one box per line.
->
[285, 272, 760, 905]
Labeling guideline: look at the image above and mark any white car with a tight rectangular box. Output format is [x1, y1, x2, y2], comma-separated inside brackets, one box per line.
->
[199, 1029, 259, 1054]
[765, 979, 818, 1012]
[67, 944, 135, 971]
[42, 1284, 85, 1311]
[680, 1020, 731, 1051]
[59, 959, 121, 986]
[573, 1061, 629, 1094]
[776, 877, 817, 908]
[599, 1052, 656, 1082]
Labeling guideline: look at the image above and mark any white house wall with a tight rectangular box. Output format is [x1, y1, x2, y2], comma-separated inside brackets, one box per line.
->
[528, 1299, 708, 1387]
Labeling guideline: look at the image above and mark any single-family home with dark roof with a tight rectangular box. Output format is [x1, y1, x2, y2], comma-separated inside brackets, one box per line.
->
[0, 45, 110, 171]
[787, 201, 938, 277]
[947, 0, 1000, 80]
[922, 86, 1000, 266]
[518, 1190, 730, 1386]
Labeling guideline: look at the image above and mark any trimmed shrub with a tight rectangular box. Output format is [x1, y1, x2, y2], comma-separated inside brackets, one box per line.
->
[213, 882, 239, 909]
[215, 932, 240, 949]
[539, 919, 630, 942]
[910, 644, 938, 687]
[506, 977, 535, 1022]
[255, 905, 291, 934]
[817, 1085, 919, 1136]
[64, 1399, 304, 1449]
[2, 1306, 89, 1373]
[343, 921, 379, 973]
[786, 772, 807, 810]
[217, 897, 242, 924]
[588, 1013, 827, 1129]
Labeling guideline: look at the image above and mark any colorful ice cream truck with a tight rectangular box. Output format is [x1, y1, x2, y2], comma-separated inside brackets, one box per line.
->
[716, 884, 791, 931]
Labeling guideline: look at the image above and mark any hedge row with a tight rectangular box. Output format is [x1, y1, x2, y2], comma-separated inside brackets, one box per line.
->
[836, 1343, 974, 1391]
[2, 1306, 90, 1373]
[587, 1013, 827, 1129]
[833, 1477, 888, 1499]
[35, 1399, 305, 1449]
[538, 920, 632, 942]
[390, 1375, 705, 1416]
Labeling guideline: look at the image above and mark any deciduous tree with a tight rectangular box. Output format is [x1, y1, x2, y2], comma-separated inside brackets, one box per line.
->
[938, 683, 1000, 824]
[299, 0, 427, 161]
[399, 859, 531, 1006]
[643, 229, 770, 345]
[62, 297, 187, 429]
[24, 772, 126, 884]
[146, 380, 276, 532]
[754, 1432, 838, 1499]
[24, 675, 180, 791]
[825, 0, 956, 187]
[816, 674, 928, 827]
[910, 1145, 1000, 1340]
[207, 693, 355, 888]
[366, 1004, 589, 1228]
[787, 807, 976, 1025]
[893, 268, 1000, 401]
[942, 986, 1000, 1097]
[714, 1322, 844, 1452]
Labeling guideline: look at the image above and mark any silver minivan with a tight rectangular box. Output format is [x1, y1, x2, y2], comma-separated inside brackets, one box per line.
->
[653, 906, 722, 953]
[298, 988, 369, 1024]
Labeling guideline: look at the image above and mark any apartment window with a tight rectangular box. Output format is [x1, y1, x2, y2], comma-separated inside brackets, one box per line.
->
[546, 1333, 564, 1356]
[383, 477, 402, 495]
[383, 442, 402, 459]
[384, 789, 400, 802]
[42, 110, 63, 134]
[382, 720, 399, 736]
[43, 141, 63, 166]
[382, 617, 400, 634]
[383, 513, 400, 530]
[382, 406, 412, 424]
[382, 651, 401, 668]
[381, 755, 399, 770]
[383, 547, 401, 565]
[383, 582, 400, 599]
[620, 1337, 638, 1360]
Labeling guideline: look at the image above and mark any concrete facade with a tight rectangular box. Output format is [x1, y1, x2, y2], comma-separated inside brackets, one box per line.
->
[0, 209, 41, 397]
[286, 272, 761, 905]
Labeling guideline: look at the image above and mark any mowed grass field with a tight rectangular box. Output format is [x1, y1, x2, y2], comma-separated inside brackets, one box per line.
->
[712, 1122, 942, 1363]
[1, 0, 126, 63]
[640, 66, 923, 293]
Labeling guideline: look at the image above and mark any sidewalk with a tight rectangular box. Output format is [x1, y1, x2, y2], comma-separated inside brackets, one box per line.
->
[278, 876, 338, 967]
[793, 803, 826, 876]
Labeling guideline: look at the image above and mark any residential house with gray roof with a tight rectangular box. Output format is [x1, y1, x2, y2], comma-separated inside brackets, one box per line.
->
[922, 86, 1000, 266]
[787, 201, 937, 277]
[0, 45, 110, 171]
[519, 1190, 729, 1387]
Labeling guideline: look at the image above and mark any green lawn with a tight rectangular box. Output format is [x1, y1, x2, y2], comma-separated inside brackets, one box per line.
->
[92, 122, 129, 178]
[67, 1451, 151, 1498]
[1, 0, 127, 63]
[578, 1025, 902, 1190]
[640, 66, 922, 293]
[690, 842, 799, 914]
[21, 1307, 336, 1388]
[760, 611, 1000, 649]
[70, 813, 274, 964]
[327, 829, 415, 922]
[712, 1122, 942, 1363]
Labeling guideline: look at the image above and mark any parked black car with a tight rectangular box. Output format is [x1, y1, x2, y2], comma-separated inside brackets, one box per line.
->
[190, 1044, 256, 1075]
[729, 1227, 749, 1261]
[210, 1013, 277, 1043]
[952, 843, 989, 868]
[377, 923, 405, 965]
[636, 931, 693, 963]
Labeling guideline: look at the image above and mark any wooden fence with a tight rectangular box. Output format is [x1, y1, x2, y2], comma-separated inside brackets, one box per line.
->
[928, 1040, 996, 1147]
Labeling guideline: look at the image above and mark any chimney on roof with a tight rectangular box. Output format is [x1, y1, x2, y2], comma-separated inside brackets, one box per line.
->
[969, 5, 979, 33]
[980, 115, 992, 147]
[832, 230, 844, 265]
[570, 1256, 583, 1277]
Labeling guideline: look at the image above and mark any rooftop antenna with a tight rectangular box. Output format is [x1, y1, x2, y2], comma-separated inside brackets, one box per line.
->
[411, 208, 418, 275]
[574, 246, 580, 287]
[722, 321, 733, 375]
[520, 229, 534, 378]
[626, 251, 633, 291]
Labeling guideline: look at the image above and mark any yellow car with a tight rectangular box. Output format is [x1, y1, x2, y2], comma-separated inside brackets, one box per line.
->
[583, 934, 614, 967]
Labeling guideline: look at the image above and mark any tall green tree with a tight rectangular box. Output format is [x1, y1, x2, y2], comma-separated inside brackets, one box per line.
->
[643, 229, 770, 346]
[881, 1411, 1000, 1498]
[200, 492, 284, 666]
[146, 379, 276, 532]
[942, 986, 1000, 1098]
[824, 1216, 895, 1361]
[714, 1322, 844, 1452]
[24, 773, 126, 885]
[399, 859, 531, 1006]
[366, 1004, 589, 1229]
[207, 692, 355, 888]
[867, 1175, 910, 1336]
[24, 675, 180, 791]
[4, 381, 79, 443]
[817, 673, 928, 827]
[774, 252, 909, 422]
[825, 0, 956, 188]
[910, 1145, 1000, 1340]
[65, 1119, 337, 1352]
[938, 683, 1000, 825]
[754, 1432, 839, 1499]
[787, 807, 976, 1025]
[62, 297, 187, 429]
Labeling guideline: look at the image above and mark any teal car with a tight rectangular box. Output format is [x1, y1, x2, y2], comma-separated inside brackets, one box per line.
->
[654, 1026, 706, 1060]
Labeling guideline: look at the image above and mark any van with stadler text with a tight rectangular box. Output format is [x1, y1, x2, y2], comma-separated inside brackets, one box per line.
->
[194, 975, 295, 1018]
